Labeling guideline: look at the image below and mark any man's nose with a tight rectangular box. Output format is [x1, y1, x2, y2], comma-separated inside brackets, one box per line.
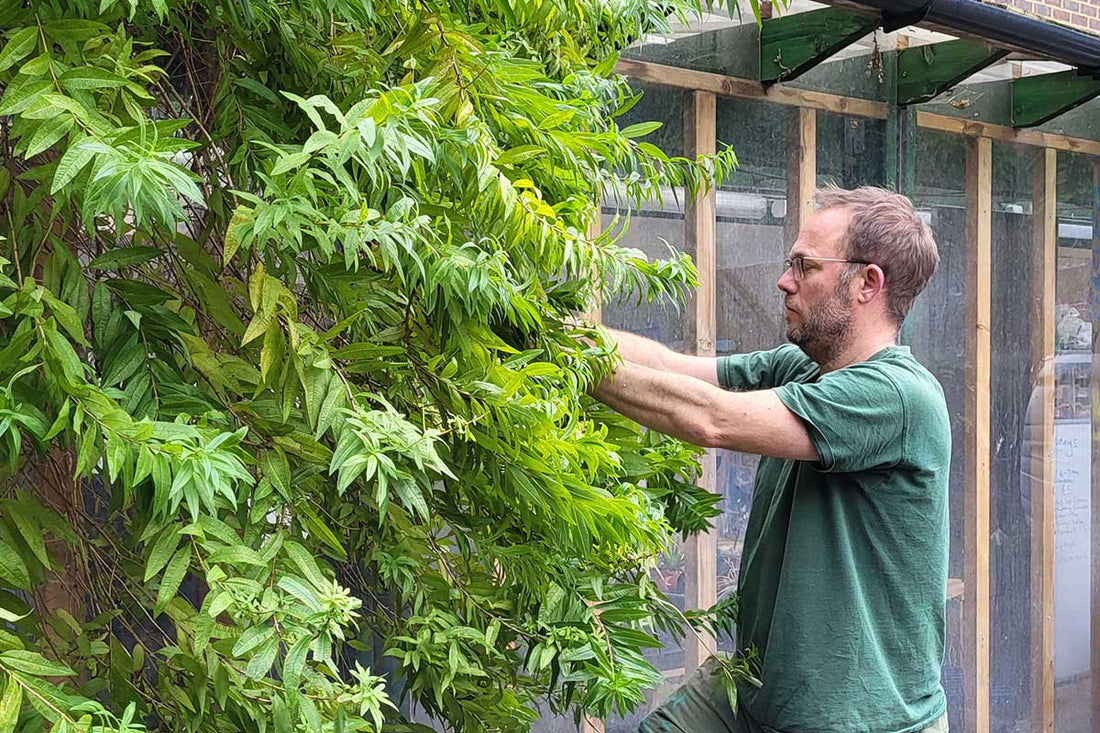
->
[778, 267, 796, 294]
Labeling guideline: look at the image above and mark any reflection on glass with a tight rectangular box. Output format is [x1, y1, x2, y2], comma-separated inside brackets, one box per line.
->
[1052, 151, 1094, 732]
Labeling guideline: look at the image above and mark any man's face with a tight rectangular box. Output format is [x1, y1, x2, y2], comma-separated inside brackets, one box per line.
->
[777, 207, 858, 365]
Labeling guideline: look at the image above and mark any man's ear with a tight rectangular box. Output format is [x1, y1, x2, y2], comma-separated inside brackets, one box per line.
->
[856, 264, 886, 305]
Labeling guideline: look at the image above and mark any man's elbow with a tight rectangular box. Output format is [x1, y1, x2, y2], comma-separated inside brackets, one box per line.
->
[689, 417, 727, 450]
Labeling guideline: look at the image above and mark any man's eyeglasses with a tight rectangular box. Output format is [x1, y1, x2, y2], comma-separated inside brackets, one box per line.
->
[784, 255, 872, 280]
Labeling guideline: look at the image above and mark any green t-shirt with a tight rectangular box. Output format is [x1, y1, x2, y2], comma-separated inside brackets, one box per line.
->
[717, 344, 950, 733]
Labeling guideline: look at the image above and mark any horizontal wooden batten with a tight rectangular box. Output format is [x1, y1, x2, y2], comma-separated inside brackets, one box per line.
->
[615, 59, 1100, 154]
[614, 58, 889, 119]
[916, 111, 1100, 156]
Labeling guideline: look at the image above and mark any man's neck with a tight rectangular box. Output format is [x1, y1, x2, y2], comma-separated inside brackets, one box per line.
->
[817, 331, 899, 374]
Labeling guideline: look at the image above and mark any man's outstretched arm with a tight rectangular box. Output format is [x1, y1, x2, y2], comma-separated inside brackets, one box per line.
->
[592, 360, 818, 461]
[600, 326, 720, 386]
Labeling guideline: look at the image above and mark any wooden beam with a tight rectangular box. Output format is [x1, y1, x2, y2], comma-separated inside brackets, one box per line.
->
[1091, 158, 1100, 733]
[1029, 146, 1056, 733]
[915, 110, 1100, 157]
[785, 107, 817, 249]
[759, 7, 879, 85]
[963, 135, 991, 733]
[1013, 70, 1100, 128]
[614, 58, 889, 120]
[896, 39, 1007, 105]
[682, 89, 717, 674]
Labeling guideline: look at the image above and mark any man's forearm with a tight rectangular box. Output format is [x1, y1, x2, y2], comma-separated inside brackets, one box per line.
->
[601, 327, 676, 371]
[592, 362, 818, 461]
[599, 327, 719, 385]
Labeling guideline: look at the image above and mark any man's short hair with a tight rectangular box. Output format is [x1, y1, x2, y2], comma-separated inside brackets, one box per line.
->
[815, 183, 939, 325]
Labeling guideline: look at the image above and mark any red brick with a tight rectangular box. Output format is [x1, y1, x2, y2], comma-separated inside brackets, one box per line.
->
[1053, 8, 1071, 20]
[1081, 3, 1098, 17]
[1064, 0, 1080, 12]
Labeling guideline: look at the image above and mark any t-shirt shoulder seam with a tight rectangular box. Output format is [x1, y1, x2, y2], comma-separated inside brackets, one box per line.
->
[878, 363, 910, 470]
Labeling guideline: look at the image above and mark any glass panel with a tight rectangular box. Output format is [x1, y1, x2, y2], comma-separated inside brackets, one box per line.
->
[816, 111, 888, 189]
[1053, 151, 1095, 732]
[988, 141, 1039, 732]
[908, 128, 968, 733]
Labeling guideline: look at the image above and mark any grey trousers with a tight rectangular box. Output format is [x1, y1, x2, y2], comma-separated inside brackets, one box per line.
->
[638, 658, 949, 733]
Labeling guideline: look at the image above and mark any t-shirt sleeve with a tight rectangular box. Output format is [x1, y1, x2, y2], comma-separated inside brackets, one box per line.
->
[774, 364, 906, 473]
[717, 344, 810, 391]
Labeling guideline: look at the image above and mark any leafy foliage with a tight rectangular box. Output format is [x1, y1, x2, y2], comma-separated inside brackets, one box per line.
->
[0, 0, 759, 728]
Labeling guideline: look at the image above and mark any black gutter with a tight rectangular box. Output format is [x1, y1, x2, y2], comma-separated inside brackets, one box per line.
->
[839, 0, 1100, 76]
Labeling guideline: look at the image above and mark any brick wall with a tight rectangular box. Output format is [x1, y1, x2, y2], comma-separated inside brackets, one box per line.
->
[982, 0, 1100, 35]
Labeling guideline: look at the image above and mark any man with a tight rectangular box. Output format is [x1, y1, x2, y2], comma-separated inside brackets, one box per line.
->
[591, 185, 950, 732]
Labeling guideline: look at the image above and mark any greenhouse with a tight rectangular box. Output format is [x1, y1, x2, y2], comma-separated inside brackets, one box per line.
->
[571, 2, 1100, 732]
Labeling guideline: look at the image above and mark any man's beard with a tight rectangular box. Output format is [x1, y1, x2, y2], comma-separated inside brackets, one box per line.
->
[786, 281, 855, 366]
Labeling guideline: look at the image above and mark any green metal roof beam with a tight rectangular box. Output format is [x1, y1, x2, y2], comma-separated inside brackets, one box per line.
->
[760, 7, 879, 85]
[1012, 70, 1100, 127]
[897, 39, 1008, 106]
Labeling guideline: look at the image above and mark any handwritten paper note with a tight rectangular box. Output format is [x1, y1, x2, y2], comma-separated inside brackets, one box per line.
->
[1054, 421, 1091, 680]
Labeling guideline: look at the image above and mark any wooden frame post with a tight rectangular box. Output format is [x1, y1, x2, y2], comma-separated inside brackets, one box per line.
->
[964, 135, 992, 733]
[1029, 147, 1056, 733]
[1091, 158, 1100, 733]
[682, 89, 718, 674]
[785, 107, 816, 249]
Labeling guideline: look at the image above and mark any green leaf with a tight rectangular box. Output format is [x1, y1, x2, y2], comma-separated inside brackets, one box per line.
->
[42, 293, 87, 347]
[283, 541, 327, 589]
[88, 246, 162, 270]
[260, 449, 291, 500]
[277, 576, 321, 610]
[143, 528, 181, 583]
[0, 79, 51, 116]
[495, 145, 544, 166]
[155, 545, 190, 614]
[102, 336, 145, 387]
[3, 501, 49, 569]
[273, 693, 292, 733]
[296, 504, 346, 560]
[0, 651, 75, 678]
[50, 140, 96, 194]
[271, 152, 311, 176]
[282, 635, 310, 689]
[43, 326, 85, 385]
[0, 672, 21, 733]
[207, 591, 232, 617]
[241, 308, 274, 345]
[58, 67, 130, 91]
[620, 121, 662, 139]
[23, 115, 75, 158]
[0, 541, 30, 591]
[232, 625, 274, 657]
[206, 545, 266, 566]
[246, 638, 278, 679]
[303, 130, 339, 154]
[0, 28, 37, 74]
